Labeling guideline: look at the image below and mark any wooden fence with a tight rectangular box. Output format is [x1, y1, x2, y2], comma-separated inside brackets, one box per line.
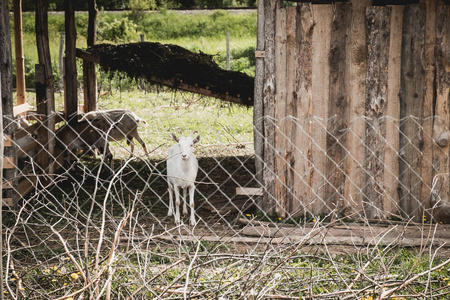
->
[257, 1, 450, 222]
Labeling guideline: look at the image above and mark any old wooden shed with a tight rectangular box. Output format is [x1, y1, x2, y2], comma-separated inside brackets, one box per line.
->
[253, 0, 450, 222]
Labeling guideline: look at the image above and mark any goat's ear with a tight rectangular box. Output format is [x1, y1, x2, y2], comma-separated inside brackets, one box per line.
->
[171, 133, 179, 142]
[193, 134, 200, 144]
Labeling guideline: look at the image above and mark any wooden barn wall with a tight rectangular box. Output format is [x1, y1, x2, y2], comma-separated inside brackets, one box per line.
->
[262, 1, 450, 222]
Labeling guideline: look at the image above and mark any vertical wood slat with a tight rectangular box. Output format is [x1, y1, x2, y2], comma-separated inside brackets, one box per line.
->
[261, 0, 277, 215]
[431, 4, 450, 222]
[383, 5, 404, 217]
[324, 3, 352, 216]
[419, 0, 436, 221]
[14, 0, 26, 106]
[284, 6, 298, 215]
[310, 5, 333, 214]
[291, 3, 313, 217]
[364, 6, 391, 219]
[398, 4, 426, 221]
[342, 0, 371, 218]
[65, 0, 78, 122]
[274, 7, 287, 217]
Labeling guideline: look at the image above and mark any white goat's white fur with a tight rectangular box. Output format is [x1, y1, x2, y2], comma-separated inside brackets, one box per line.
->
[80, 109, 148, 156]
[166, 131, 200, 226]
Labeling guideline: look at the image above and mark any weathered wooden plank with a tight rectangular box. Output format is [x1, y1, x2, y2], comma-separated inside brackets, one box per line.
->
[364, 6, 391, 219]
[3, 135, 12, 147]
[3, 157, 15, 169]
[310, 4, 333, 214]
[383, 5, 404, 218]
[13, 103, 29, 116]
[284, 6, 298, 215]
[275, 7, 287, 217]
[431, 4, 450, 223]
[342, 0, 371, 218]
[398, 4, 426, 221]
[291, 3, 313, 217]
[324, 3, 351, 216]
[420, 0, 437, 221]
[260, 0, 277, 215]
[236, 187, 263, 196]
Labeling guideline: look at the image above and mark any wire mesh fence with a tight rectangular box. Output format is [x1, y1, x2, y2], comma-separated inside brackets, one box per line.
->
[3, 111, 450, 299]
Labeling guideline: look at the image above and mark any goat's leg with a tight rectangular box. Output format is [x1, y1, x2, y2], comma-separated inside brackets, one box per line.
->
[188, 185, 196, 226]
[133, 132, 148, 156]
[174, 186, 181, 224]
[182, 187, 188, 215]
[167, 182, 174, 217]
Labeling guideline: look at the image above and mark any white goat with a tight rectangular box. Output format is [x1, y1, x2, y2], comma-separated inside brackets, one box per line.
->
[167, 131, 200, 226]
[80, 109, 148, 156]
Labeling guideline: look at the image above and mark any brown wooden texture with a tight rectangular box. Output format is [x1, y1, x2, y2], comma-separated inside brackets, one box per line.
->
[35, 64, 49, 182]
[284, 6, 298, 215]
[260, 0, 277, 215]
[342, 0, 371, 218]
[310, 5, 333, 214]
[1, 0, 18, 207]
[274, 7, 288, 217]
[420, 0, 437, 221]
[431, 4, 450, 222]
[14, 0, 26, 106]
[291, 3, 313, 217]
[364, 6, 391, 219]
[398, 4, 426, 221]
[64, 0, 78, 122]
[383, 5, 404, 217]
[84, 0, 98, 112]
[324, 3, 351, 216]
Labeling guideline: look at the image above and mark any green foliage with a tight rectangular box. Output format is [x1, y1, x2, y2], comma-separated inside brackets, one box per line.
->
[97, 17, 139, 42]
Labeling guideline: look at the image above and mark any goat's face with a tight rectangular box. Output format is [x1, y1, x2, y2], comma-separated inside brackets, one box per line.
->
[172, 132, 200, 160]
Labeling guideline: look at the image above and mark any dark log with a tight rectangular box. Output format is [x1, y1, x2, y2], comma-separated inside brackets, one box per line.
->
[14, 0, 26, 106]
[64, 0, 78, 122]
[84, 0, 98, 112]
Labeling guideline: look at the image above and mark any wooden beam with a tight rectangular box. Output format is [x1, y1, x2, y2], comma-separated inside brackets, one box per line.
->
[3, 135, 12, 147]
[65, 0, 78, 122]
[236, 187, 263, 196]
[76, 48, 100, 63]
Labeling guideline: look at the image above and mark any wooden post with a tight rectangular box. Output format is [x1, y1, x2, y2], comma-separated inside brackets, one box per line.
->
[65, 0, 78, 122]
[14, 0, 26, 106]
[261, 0, 277, 215]
[398, 4, 426, 221]
[0, 0, 18, 210]
[84, 0, 98, 112]
[253, 0, 265, 188]
[36, 0, 56, 176]
[35, 64, 49, 183]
